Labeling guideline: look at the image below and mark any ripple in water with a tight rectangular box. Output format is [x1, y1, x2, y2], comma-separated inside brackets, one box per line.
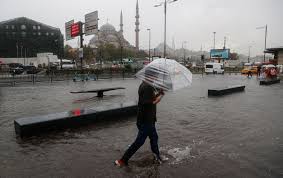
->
[161, 146, 192, 165]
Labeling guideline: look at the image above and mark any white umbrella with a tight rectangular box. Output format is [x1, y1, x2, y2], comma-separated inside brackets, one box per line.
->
[266, 64, 276, 68]
[135, 58, 192, 91]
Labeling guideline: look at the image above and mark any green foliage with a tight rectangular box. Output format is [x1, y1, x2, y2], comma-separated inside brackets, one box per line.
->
[124, 64, 132, 71]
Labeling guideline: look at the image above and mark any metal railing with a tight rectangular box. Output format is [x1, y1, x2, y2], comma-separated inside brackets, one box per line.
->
[0, 67, 244, 87]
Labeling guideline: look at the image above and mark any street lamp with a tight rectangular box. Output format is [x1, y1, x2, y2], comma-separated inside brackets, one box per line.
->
[182, 41, 187, 64]
[16, 43, 19, 63]
[213, 32, 216, 49]
[154, 0, 178, 58]
[248, 46, 252, 63]
[256, 24, 267, 62]
[147, 28, 151, 61]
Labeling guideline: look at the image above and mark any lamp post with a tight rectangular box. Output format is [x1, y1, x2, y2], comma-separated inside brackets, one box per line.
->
[154, 0, 178, 58]
[182, 41, 187, 64]
[16, 43, 18, 63]
[147, 28, 151, 61]
[248, 46, 252, 63]
[256, 25, 267, 62]
[213, 32, 216, 49]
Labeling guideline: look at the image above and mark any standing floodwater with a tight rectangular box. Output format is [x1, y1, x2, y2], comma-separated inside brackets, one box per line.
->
[0, 74, 283, 177]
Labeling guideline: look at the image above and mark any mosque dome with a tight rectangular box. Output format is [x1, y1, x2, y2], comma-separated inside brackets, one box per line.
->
[100, 23, 116, 33]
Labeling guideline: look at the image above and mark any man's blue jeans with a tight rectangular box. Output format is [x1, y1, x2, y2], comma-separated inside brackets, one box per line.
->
[122, 123, 160, 163]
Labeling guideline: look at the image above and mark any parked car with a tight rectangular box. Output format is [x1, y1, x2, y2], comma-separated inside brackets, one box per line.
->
[8, 63, 24, 75]
[23, 65, 41, 74]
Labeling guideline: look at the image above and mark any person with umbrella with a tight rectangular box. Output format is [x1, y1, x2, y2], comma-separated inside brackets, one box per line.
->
[114, 58, 192, 167]
[114, 68, 165, 167]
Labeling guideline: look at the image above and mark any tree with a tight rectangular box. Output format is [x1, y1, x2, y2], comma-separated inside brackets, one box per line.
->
[64, 45, 78, 60]
[83, 45, 96, 64]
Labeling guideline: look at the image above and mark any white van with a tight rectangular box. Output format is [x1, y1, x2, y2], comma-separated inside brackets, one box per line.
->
[205, 62, 224, 74]
[56, 59, 76, 69]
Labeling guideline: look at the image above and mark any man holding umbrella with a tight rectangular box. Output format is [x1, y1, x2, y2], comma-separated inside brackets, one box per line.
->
[115, 58, 192, 167]
[114, 69, 165, 167]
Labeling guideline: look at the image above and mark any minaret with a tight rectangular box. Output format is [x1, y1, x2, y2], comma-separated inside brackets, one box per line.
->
[120, 10, 123, 36]
[135, 0, 140, 51]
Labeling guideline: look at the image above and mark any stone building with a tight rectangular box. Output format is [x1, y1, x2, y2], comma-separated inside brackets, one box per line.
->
[89, 10, 133, 49]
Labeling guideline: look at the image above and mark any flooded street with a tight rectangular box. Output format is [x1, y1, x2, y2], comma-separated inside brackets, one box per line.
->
[0, 74, 283, 177]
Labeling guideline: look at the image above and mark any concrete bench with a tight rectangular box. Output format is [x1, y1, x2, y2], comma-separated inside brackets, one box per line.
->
[259, 78, 280, 85]
[70, 87, 125, 97]
[14, 101, 137, 137]
[208, 85, 245, 96]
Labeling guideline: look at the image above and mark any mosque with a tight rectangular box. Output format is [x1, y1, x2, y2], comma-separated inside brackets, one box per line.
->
[89, 1, 140, 50]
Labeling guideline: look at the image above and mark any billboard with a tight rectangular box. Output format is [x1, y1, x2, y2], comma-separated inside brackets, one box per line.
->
[210, 49, 230, 59]
[71, 22, 82, 37]
[65, 20, 74, 41]
[85, 11, 98, 36]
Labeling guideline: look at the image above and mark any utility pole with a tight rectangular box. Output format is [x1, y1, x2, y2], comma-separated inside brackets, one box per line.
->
[264, 25, 267, 62]
[154, 0, 178, 58]
[256, 24, 268, 62]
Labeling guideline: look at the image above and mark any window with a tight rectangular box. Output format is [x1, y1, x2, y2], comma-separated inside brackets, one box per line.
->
[12, 32, 16, 36]
[21, 25, 26, 30]
[5, 25, 9, 29]
[51, 33, 54, 36]
[21, 32, 26, 37]
[11, 25, 15, 29]
[38, 32, 41, 36]
[46, 32, 49, 36]
[206, 65, 213, 68]
[37, 26, 41, 30]
[33, 32, 37, 35]
[33, 26, 37, 30]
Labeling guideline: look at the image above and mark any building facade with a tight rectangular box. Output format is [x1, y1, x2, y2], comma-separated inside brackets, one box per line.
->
[0, 17, 63, 59]
[265, 47, 283, 65]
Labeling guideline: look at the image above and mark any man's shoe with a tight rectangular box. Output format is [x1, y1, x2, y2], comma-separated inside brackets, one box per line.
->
[153, 154, 163, 164]
[114, 159, 127, 167]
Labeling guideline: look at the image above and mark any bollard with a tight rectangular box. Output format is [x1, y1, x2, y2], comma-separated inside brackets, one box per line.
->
[32, 74, 35, 84]
[122, 69, 125, 80]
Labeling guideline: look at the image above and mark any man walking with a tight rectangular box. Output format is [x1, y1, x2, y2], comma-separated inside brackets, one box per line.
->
[114, 81, 164, 167]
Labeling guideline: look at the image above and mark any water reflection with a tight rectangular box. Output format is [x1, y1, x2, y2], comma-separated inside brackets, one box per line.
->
[0, 75, 282, 177]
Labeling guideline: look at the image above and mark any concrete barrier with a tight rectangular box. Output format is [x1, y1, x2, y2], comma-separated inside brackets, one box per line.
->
[208, 85, 245, 96]
[14, 101, 137, 137]
[259, 78, 280, 85]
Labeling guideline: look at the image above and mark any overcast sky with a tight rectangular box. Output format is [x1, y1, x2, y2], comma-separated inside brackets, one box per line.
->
[1, 0, 283, 56]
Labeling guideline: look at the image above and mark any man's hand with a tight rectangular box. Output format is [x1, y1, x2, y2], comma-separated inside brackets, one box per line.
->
[153, 94, 163, 104]
[159, 90, 165, 96]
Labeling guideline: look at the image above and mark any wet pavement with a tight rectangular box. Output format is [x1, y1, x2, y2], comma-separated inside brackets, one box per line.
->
[0, 74, 283, 177]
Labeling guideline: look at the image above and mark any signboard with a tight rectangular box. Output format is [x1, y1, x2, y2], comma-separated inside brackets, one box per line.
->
[85, 11, 98, 36]
[65, 20, 74, 41]
[71, 22, 82, 37]
[210, 49, 230, 59]
[79, 48, 83, 58]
